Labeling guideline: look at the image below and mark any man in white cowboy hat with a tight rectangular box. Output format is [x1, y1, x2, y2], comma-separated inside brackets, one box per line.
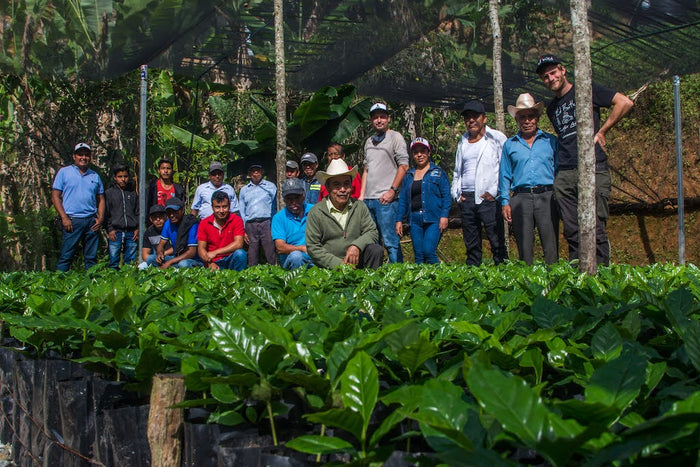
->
[536, 54, 633, 265]
[359, 102, 409, 263]
[499, 93, 559, 265]
[306, 159, 384, 269]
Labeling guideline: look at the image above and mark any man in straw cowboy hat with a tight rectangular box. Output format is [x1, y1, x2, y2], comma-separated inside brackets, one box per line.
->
[306, 159, 384, 269]
[536, 54, 633, 265]
[499, 93, 559, 265]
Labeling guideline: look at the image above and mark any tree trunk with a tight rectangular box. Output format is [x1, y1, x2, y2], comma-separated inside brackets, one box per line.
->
[489, 0, 505, 133]
[147, 374, 186, 467]
[405, 103, 417, 141]
[274, 0, 287, 210]
[570, 0, 597, 274]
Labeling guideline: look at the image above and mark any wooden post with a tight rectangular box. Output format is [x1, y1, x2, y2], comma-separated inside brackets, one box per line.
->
[148, 374, 186, 467]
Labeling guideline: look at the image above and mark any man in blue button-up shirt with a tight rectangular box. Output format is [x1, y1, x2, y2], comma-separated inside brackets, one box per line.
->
[499, 93, 559, 265]
[238, 162, 277, 266]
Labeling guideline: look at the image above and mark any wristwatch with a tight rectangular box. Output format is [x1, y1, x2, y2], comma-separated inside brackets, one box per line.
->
[390, 186, 399, 193]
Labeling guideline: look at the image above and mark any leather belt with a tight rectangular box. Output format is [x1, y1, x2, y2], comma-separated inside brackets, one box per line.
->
[513, 185, 553, 194]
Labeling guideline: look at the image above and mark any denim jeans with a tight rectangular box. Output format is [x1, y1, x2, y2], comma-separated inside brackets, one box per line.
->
[107, 230, 138, 269]
[365, 199, 401, 263]
[409, 211, 442, 264]
[214, 249, 248, 271]
[282, 251, 313, 270]
[145, 254, 203, 268]
[56, 216, 99, 272]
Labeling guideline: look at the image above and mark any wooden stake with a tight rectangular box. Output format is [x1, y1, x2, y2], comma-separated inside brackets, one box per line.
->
[147, 374, 186, 467]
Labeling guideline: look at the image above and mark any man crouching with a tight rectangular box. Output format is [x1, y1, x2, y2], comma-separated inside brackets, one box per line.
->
[306, 160, 383, 269]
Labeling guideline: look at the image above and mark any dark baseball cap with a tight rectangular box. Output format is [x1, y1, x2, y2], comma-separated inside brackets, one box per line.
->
[165, 197, 185, 210]
[460, 100, 485, 116]
[281, 177, 305, 198]
[536, 54, 562, 74]
[149, 204, 166, 215]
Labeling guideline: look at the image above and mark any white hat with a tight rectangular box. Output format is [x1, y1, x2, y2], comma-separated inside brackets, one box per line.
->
[507, 93, 545, 119]
[316, 159, 358, 185]
[74, 142, 92, 153]
[369, 102, 388, 115]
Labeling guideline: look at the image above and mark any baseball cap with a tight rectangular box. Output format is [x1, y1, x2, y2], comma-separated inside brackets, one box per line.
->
[300, 152, 318, 164]
[410, 137, 431, 152]
[535, 54, 562, 74]
[165, 198, 185, 210]
[149, 204, 166, 215]
[74, 142, 92, 153]
[369, 102, 388, 115]
[460, 100, 485, 116]
[248, 161, 263, 171]
[209, 161, 224, 173]
[286, 160, 299, 170]
[281, 177, 305, 198]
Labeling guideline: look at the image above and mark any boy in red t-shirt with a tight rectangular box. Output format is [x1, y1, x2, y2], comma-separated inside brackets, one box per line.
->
[146, 158, 185, 215]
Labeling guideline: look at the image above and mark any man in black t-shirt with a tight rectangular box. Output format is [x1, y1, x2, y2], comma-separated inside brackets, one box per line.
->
[536, 54, 633, 266]
[138, 205, 171, 269]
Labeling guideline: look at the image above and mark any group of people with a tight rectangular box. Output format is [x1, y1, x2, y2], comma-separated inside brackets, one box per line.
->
[51, 54, 633, 272]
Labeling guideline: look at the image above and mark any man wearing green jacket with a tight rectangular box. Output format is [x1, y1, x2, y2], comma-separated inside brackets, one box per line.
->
[306, 159, 384, 269]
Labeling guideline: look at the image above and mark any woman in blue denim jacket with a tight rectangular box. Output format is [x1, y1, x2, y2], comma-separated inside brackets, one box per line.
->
[395, 138, 452, 264]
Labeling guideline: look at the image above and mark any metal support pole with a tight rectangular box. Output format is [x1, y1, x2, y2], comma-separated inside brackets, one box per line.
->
[673, 75, 684, 265]
[138, 65, 148, 255]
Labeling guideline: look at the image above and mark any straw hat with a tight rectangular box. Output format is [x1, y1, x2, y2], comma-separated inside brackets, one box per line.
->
[507, 93, 545, 119]
[316, 159, 358, 185]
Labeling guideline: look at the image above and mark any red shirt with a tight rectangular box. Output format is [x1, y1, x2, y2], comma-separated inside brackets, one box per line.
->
[319, 168, 362, 200]
[196, 213, 245, 261]
[156, 179, 176, 206]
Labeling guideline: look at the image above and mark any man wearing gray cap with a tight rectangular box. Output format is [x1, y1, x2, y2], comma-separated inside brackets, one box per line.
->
[300, 152, 321, 206]
[451, 100, 507, 266]
[285, 160, 300, 179]
[191, 161, 239, 219]
[239, 161, 277, 266]
[271, 178, 313, 269]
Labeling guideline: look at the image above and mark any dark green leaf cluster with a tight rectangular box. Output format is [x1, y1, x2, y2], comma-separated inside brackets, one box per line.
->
[1, 262, 700, 464]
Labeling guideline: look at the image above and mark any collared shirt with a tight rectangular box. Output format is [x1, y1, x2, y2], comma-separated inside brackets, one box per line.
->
[271, 203, 312, 264]
[52, 165, 104, 217]
[191, 182, 239, 219]
[499, 129, 558, 205]
[303, 177, 322, 205]
[161, 219, 199, 248]
[238, 179, 277, 223]
[326, 198, 351, 229]
[196, 213, 245, 261]
[450, 125, 506, 204]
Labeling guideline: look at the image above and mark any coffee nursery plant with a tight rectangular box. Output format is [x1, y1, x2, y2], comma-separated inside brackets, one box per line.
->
[1, 262, 700, 465]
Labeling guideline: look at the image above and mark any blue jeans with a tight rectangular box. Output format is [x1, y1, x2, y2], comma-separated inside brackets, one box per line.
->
[282, 251, 313, 270]
[365, 199, 401, 263]
[215, 249, 248, 271]
[108, 231, 138, 269]
[409, 211, 441, 264]
[145, 254, 203, 268]
[56, 216, 99, 272]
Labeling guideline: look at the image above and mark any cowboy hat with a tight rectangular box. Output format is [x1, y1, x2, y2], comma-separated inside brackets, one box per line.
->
[507, 93, 545, 119]
[316, 159, 358, 185]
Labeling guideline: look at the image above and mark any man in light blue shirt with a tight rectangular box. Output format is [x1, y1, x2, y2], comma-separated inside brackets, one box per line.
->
[271, 178, 313, 269]
[52, 143, 105, 271]
[191, 161, 239, 219]
[238, 162, 278, 266]
[499, 93, 559, 265]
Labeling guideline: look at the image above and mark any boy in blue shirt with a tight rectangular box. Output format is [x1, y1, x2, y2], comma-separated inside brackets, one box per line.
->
[148, 198, 202, 269]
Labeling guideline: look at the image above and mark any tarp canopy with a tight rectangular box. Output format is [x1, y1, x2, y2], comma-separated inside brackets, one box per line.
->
[4, 0, 700, 106]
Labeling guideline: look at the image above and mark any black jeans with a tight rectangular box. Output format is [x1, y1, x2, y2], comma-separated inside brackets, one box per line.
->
[553, 169, 611, 266]
[459, 197, 506, 266]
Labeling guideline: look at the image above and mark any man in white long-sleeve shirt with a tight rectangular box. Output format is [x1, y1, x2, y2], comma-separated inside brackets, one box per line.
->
[451, 100, 507, 266]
